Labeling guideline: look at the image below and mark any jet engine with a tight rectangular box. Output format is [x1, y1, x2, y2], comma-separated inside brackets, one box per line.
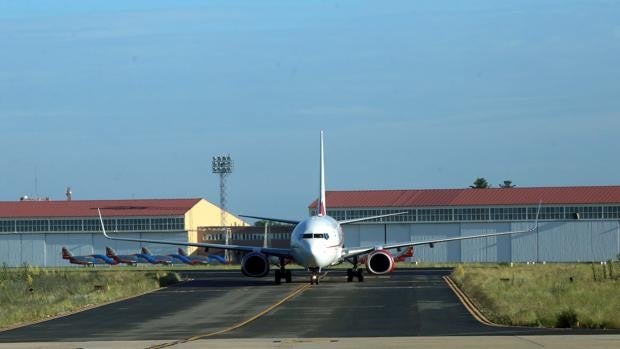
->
[365, 250, 395, 275]
[241, 252, 270, 277]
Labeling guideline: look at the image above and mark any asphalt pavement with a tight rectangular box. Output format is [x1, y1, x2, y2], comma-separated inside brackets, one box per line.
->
[1, 268, 617, 344]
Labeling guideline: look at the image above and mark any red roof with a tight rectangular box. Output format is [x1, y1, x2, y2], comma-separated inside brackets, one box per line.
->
[0, 198, 202, 218]
[308, 186, 620, 208]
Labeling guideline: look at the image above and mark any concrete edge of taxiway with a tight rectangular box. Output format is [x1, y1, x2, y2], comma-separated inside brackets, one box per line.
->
[2, 336, 620, 349]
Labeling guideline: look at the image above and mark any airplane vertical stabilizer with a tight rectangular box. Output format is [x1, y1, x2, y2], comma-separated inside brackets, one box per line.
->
[318, 130, 326, 216]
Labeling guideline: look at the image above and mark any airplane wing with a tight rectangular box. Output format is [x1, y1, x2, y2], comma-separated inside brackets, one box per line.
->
[341, 203, 541, 260]
[98, 209, 294, 259]
[341, 223, 539, 260]
[338, 211, 407, 225]
[238, 215, 299, 225]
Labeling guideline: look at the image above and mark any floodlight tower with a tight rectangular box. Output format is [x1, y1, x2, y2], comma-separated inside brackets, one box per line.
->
[212, 155, 234, 262]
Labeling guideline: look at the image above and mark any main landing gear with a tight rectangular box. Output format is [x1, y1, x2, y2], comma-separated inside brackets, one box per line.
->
[274, 258, 292, 284]
[346, 256, 364, 282]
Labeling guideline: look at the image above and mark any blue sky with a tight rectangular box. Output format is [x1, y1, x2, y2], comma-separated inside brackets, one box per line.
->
[1, 0, 619, 219]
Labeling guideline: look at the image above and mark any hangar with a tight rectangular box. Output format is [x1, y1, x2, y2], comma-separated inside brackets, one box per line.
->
[309, 186, 620, 263]
[0, 198, 247, 266]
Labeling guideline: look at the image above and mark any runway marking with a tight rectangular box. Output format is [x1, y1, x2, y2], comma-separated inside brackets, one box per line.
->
[145, 282, 312, 349]
[442, 275, 500, 327]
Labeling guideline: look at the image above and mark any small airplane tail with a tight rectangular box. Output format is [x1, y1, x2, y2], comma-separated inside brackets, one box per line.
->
[318, 130, 326, 216]
[61, 247, 73, 259]
[178, 248, 188, 257]
[141, 247, 153, 255]
[105, 246, 118, 257]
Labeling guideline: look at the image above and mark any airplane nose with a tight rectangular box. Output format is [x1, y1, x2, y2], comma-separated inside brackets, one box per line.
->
[300, 240, 320, 266]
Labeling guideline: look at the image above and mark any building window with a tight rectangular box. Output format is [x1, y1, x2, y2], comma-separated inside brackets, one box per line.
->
[50, 219, 82, 232]
[529, 206, 563, 220]
[152, 217, 184, 231]
[326, 209, 346, 221]
[0, 220, 15, 233]
[490, 207, 527, 221]
[83, 218, 116, 232]
[382, 209, 416, 222]
[455, 208, 489, 221]
[565, 206, 602, 220]
[418, 209, 453, 222]
[117, 218, 150, 231]
[16, 220, 49, 232]
[604, 206, 620, 219]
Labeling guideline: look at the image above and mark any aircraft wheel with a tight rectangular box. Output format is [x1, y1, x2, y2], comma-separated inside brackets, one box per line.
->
[356, 269, 364, 282]
[346, 268, 353, 282]
[275, 270, 282, 284]
[285, 270, 292, 283]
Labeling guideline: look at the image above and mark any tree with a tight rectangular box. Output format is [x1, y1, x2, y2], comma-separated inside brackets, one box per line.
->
[499, 180, 516, 188]
[470, 177, 490, 189]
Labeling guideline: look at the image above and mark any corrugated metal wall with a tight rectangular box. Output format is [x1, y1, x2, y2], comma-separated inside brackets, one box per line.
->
[0, 232, 188, 266]
[343, 220, 620, 262]
[2, 221, 619, 265]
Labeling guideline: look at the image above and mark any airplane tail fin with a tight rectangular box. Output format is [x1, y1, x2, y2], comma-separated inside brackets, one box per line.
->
[318, 130, 326, 216]
[61, 247, 73, 259]
[178, 248, 187, 256]
[105, 246, 118, 257]
[141, 247, 152, 255]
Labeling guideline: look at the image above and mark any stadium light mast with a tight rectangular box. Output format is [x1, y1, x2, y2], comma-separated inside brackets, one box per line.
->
[212, 155, 234, 262]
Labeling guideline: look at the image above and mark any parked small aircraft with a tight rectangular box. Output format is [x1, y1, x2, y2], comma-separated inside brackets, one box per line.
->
[104, 247, 139, 266]
[62, 247, 117, 266]
[139, 247, 174, 265]
[169, 248, 227, 265]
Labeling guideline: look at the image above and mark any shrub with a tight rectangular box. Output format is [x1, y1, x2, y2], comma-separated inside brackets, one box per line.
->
[556, 308, 578, 328]
[157, 272, 181, 287]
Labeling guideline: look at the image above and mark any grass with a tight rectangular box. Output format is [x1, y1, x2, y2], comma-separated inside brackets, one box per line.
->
[0, 264, 180, 329]
[450, 262, 620, 329]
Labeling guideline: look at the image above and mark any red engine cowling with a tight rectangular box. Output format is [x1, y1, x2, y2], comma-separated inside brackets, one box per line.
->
[241, 252, 270, 277]
[365, 250, 395, 275]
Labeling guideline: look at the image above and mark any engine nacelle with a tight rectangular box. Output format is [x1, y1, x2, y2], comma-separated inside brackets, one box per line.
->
[241, 252, 270, 277]
[365, 250, 395, 275]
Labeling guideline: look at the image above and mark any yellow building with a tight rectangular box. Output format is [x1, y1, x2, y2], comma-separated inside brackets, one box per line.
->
[184, 198, 249, 253]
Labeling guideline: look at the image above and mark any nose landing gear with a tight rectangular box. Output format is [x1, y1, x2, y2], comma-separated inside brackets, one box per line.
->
[309, 268, 320, 285]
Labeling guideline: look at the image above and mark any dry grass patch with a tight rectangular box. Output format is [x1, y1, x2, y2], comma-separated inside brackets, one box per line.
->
[451, 263, 620, 328]
[0, 264, 180, 329]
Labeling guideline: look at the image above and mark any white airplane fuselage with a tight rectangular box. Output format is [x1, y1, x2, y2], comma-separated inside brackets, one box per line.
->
[290, 215, 343, 269]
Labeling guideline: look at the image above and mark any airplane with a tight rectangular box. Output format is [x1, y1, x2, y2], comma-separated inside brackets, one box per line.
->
[99, 131, 539, 285]
[62, 247, 117, 266]
[105, 247, 140, 266]
[170, 248, 228, 265]
[139, 247, 175, 265]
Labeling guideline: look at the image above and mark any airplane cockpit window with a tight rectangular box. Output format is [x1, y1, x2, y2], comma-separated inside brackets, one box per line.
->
[301, 233, 329, 239]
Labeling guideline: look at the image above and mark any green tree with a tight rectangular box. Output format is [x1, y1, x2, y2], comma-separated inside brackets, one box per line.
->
[470, 177, 490, 189]
[499, 180, 515, 188]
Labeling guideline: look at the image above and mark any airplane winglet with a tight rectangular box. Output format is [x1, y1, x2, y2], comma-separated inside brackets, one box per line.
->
[534, 200, 542, 231]
[98, 208, 111, 239]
